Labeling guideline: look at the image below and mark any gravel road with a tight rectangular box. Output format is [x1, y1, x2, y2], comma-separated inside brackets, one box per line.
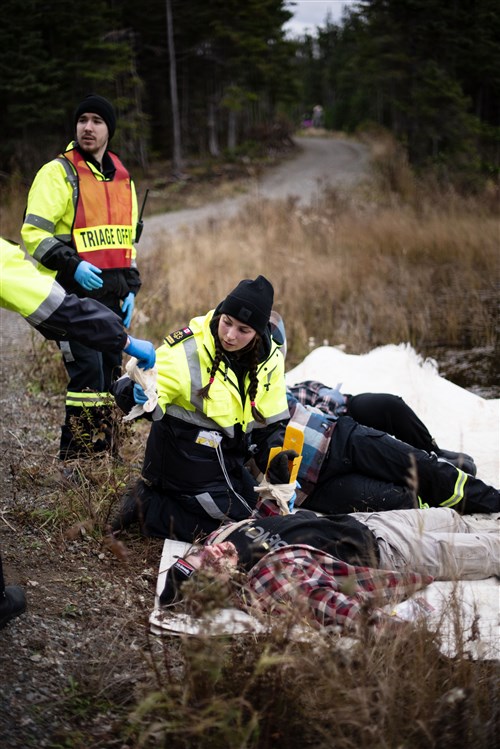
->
[141, 136, 369, 250]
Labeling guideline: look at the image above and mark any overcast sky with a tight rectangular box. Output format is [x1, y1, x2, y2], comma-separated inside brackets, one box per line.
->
[284, 1, 358, 36]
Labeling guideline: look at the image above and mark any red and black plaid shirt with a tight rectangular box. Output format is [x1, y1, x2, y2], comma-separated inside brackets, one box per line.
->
[245, 543, 432, 631]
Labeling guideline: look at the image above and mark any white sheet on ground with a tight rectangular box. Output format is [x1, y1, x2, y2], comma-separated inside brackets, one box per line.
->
[149, 344, 500, 658]
[286, 343, 499, 486]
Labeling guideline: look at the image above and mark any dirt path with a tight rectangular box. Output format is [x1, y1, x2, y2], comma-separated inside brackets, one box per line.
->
[141, 135, 369, 249]
[0, 135, 369, 748]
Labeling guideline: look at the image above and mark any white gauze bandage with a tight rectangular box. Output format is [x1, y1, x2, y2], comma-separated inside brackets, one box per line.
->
[122, 357, 158, 422]
[253, 479, 296, 515]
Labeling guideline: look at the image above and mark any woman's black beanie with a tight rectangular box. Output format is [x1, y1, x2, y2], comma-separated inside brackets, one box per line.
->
[219, 275, 274, 337]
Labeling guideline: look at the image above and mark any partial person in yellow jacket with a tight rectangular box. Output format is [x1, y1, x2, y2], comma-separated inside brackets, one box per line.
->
[22, 94, 143, 460]
[0, 238, 154, 366]
[0, 237, 155, 631]
[112, 276, 290, 542]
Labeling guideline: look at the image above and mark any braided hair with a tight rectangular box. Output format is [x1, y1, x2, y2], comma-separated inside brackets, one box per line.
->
[198, 316, 266, 424]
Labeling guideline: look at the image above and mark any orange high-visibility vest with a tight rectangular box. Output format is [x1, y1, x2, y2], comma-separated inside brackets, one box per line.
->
[63, 148, 134, 269]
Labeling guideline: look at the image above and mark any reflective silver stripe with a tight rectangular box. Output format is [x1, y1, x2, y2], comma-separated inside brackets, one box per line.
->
[24, 213, 55, 233]
[25, 282, 65, 325]
[33, 235, 61, 262]
[151, 404, 164, 421]
[248, 407, 290, 432]
[183, 336, 204, 411]
[440, 469, 468, 508]
[194, 492, 227, 519]
[165, 403, 235, 437]
[60, 340, 75, 362]
[56, 156, 79, 207]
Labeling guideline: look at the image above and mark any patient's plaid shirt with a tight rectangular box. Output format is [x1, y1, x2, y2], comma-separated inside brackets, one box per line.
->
[288, 380, 349, 416]
[286, 389, 336, 505]
[246, 544, 431, 631]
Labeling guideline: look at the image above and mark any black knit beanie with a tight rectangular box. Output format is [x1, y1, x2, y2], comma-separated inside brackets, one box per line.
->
[219, 275, 274, 337]
[74, 94, 116, 140]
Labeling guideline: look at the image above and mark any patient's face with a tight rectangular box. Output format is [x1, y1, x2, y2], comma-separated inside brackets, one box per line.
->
[187, 542, 239, 576]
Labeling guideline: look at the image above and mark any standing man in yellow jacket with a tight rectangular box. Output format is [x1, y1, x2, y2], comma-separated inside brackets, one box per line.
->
[22, 94, 143, 460]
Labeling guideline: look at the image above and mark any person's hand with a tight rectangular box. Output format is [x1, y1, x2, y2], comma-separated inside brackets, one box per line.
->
[267, 449, 299, 484]
[121, 292, 135, 328]
[328, 387, 345, 408]
[74, 261, 103, 290]
[318, 382, 346, 413]
[123, 336, 156, 370]
[133, 383, 148, 405]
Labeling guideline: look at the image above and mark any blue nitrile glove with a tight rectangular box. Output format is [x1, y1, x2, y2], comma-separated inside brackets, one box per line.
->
[123, 336, 156, 370]
[121, 292, 135, 328]
[133, 383, 148, 405]
[288, 481, 300, 512]
[74, 261, 103, 290]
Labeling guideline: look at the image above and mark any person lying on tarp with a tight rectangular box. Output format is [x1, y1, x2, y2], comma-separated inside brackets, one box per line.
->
[261, 384, 498, 516]
[157, 450, 499, 633]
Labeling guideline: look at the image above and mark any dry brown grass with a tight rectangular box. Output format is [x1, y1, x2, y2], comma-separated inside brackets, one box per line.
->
[4, 134, 497, 371]
[134, 165, 498, 368]
[125, 604, 499, 749]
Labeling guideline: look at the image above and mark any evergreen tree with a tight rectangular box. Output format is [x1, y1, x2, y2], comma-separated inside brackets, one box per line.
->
[292, 0, 500, 176]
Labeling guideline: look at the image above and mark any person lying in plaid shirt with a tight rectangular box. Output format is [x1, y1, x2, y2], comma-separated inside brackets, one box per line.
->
[160, 538, 431, 633]
[158, 449, 498, 631]
[158, 450, 432, 632]
[242, 544, 431, 631]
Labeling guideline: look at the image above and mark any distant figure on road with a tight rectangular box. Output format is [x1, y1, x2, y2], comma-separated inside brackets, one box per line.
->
[312, 104, 324, 128]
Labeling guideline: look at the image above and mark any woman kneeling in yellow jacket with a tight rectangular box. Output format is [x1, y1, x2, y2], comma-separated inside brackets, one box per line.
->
[112, 276, 289, 541]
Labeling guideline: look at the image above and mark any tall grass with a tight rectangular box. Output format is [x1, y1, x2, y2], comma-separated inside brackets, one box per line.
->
[3, 133, 497, 369]
[133, 150, 498, 368]
[124, 605, 499, 749]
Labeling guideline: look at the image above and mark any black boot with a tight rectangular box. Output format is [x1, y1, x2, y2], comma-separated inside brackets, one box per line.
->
[435, 448, 477, 477]
[0, 585, 27, 629]
[110, 480, 145, 533]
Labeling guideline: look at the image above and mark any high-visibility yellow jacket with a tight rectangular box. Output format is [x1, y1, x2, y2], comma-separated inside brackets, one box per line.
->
[21, 142, 140, 306]
[156, 310, 289, 435]
[113, 310, 289, 502]
[0, 238, 127, 352]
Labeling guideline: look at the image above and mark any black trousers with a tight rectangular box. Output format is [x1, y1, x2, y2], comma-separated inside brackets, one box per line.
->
[112, 471, 259, 542]
[59, 338, 122, 459]
[346, 393, 435, 452]
[304, 416, 499, 515]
